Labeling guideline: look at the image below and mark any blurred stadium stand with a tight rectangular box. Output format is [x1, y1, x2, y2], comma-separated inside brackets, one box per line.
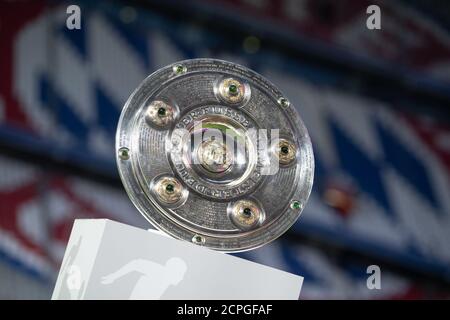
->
[0, 0, 449, 299]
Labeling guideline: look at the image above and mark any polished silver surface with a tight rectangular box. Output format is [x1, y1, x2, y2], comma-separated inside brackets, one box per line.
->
[116, 59, 314, 252]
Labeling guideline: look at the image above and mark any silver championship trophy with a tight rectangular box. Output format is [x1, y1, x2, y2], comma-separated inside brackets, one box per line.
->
[116, 58, 314, 251]
[53, 59, 314, 299]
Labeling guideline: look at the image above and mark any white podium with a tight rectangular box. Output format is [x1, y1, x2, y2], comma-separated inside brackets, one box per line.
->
[52, 219, 303, 300]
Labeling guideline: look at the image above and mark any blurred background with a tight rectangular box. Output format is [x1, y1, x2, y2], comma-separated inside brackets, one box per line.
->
[0, 0, 449, 299]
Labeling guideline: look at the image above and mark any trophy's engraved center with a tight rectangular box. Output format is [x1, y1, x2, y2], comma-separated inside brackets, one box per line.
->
[197, 138, 233, 173]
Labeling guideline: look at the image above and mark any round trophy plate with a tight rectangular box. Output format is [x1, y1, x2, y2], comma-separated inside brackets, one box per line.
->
[116, 59, 314, 252]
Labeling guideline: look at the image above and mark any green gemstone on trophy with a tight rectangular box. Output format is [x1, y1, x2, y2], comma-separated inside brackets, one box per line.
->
[229, 84, 238, 94]
[291, 201, 301, 210]
[176, 65, 184, 73]
[158, 107, 166, 116]
[166, 184, 175, 193]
